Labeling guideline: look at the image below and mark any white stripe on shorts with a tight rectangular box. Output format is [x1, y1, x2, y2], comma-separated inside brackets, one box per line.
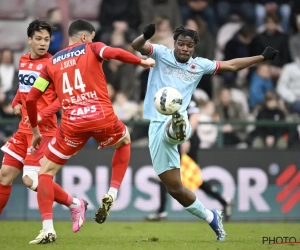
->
[48, 143, 71, 160]
[1, 146, 24, 163]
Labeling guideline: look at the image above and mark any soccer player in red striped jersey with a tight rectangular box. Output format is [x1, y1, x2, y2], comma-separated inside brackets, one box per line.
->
[26, 19, 155, 244]
[0, 20, 87, 239]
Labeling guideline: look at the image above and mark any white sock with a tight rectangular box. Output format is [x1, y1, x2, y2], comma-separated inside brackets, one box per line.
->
[108, 187, 118, 201]
[205, 209, 214, 224]
[43, 220, 54, 232]
[69, 198, 80, 209]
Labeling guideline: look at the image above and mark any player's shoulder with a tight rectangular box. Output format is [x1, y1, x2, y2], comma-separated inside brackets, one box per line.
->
[19, 53, 30, 62]
[88, 41, 107, 49]
[192, 57, 216, 69]
[152, 44, 170, 54]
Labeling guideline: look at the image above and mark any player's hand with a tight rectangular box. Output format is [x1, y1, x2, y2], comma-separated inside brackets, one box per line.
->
[30, 127, 42, 155]
[180, 140, 191, 155]
[13, 104, 22, 116]
[143, 23, 155, 40]
[262, 47, 278, 61]
[140, 58, 155, 68]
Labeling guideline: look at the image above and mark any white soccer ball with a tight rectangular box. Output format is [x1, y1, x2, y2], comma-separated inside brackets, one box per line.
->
[154, 87, 182, 115]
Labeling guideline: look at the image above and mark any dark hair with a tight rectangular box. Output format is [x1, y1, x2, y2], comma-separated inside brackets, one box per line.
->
[264, 13, 280, 24]
[238, 24, 255, 38]
[46, 7, 60, 19]
[68, 19, 95, 37]
[265, 90, 278, 101]
[173, 25, 200, 44]
[27, 19, 55, 38]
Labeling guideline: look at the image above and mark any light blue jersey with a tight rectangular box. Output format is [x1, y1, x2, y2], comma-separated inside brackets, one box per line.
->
[143, 44, 219, 121]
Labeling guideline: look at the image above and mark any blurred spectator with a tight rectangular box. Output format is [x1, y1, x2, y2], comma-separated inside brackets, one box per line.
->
[255, 0, 291, 34]
[249, 62, 274, 110]
[250, 13, 291, 81]
[248, 91, 287, 148]
[179, 0, 217, 35]
[150, 16, 174, 49]
[0, 49, 18, 95]
[139, 0, 182, 32]
[0, 96, 19, 145]
[113, 92, 139, 121]
[98, 0, 140, 31]
[186, 16, 215, 98]
[276, 55, 300, 115]
[289, 14, 300, 61]
[215, 88, 246, 146]
[222, 24, 255, 87]
[102, 32, 138, 101]
[46, 7, 64, 55]
[107, 83, 116, 102]
[96, 0, 140, 44]
[215, 0, 255, 26]
[197, 100, 218, 148]
[215, 17, 243, 61]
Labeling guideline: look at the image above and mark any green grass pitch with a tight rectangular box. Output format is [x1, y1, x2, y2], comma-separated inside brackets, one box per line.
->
[0, 221, 299, 250]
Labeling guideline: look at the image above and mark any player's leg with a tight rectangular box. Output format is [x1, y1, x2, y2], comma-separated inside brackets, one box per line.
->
[94, 120, 130, 224]
[0, 132, 27, 214]
[149, 119, 226, 241]
[29, 129, 89, 244]
[0, 161, 22, 214]
[183, 135, 234, 222]
[22, 135, 88, 223]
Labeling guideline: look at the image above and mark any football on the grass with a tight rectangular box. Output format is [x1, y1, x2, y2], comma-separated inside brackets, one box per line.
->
[154, 87, 182, 115]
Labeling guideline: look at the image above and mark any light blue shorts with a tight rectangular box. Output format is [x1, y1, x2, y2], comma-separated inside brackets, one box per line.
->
[148, 116, 191, 175]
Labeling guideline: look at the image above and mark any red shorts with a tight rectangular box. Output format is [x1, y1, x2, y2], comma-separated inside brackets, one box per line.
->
[1, 131, 53, 171]
[45, 119, 127, 165]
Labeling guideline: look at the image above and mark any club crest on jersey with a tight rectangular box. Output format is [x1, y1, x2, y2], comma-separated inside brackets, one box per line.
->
[52, 44, 86, 64]
[190, 63, 196, 72]
[36, 64, 43, 70]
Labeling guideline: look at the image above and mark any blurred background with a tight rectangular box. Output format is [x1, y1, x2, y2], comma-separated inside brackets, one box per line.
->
[0, 0, 299, 222]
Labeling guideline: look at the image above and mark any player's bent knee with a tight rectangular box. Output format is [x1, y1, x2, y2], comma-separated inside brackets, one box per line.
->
[114, 132, 131, 149]
[39, 156, 62, 176]
[0, 165, 20, 185]
[22, 171, 38, 191]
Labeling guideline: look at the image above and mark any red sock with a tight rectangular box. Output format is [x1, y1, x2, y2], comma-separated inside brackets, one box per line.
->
[110, 143, 130, 189]
[0, 184, 12, 215]
[35, 182, 73, 207]
[53, 182, 73, 207]
[37, 174, 54, 221]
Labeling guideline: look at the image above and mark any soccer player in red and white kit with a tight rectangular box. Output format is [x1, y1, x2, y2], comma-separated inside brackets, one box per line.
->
[26, 19, 155, 243]
[0, 20, 87, 238]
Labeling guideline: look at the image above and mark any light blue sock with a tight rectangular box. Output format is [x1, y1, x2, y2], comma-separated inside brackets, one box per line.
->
[185, 198, 208, 220]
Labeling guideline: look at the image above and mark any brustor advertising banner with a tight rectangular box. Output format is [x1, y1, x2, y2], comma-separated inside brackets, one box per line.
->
[1, 148, 299, 221]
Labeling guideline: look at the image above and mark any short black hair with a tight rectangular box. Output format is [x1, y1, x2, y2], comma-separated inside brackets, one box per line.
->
[68, 19, 95, 37]
[27, 19, 55, 38]
[173, 25, 200, 45]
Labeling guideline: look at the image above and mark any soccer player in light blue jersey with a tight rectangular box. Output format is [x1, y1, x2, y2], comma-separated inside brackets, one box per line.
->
[132, 24, 278, 242]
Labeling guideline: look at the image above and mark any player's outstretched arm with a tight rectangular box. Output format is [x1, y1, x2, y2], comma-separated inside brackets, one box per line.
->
[218, 47, 278, 73]
[132, 24, 155, 55]
[101, 47, 155, 68]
